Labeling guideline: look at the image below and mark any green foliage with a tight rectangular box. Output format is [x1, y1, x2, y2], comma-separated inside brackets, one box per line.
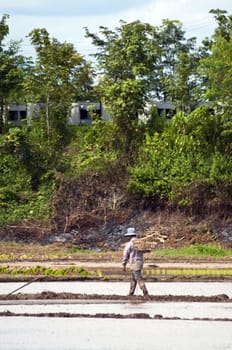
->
[66, 246, 94, 254]
[0, 145, 32, 225]
[0, 153, 30, 200]
[58, 121, 118, 177]
[0, 14, 31, 134]
[0, 128, 55, 225]
[23, 120, 62, 186]
[199, 10, 232, 111]
[24, 28, 94, 143]
[1, 11, 232, 229]
[128, 106, 232, 208]
[155, 243, 232, 258]
[153, 19, 199, 110]
[86, 21, 158, 153]
[0, 177, 52, 226]
[0, 265, 91, 277]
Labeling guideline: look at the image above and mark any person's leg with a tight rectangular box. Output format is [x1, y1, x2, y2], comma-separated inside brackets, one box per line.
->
[128, 272, 137, 296]
[138, 278, 149, 296]
[133, 269, 149, 296]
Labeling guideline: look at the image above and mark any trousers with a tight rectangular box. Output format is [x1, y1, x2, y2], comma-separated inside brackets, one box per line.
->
[129, 270, 148, 296]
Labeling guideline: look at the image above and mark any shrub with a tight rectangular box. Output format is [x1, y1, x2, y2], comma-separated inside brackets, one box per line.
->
[128, 107, 232, 210]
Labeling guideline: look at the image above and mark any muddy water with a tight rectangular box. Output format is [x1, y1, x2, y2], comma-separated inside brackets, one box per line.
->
[1, 317, 232, 350]
[1, 281, 232, 297]
[0, 300, 232, 319]
[1, 282, 232, 349]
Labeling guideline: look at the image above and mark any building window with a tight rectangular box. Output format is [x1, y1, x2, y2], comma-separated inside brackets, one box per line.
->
[9, 111, 19, 121]
[20, 110, 27, 119]
[79, 107, 88, 120]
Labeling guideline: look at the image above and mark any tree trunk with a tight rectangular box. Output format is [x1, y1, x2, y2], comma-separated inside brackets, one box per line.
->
[46, 94, 50, 139]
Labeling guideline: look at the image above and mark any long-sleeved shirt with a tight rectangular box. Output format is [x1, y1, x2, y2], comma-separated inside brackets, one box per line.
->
[122, 237, 144, 271]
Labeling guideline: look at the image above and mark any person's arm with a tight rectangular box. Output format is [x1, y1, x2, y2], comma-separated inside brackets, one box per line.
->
[122, 242, 130, 271]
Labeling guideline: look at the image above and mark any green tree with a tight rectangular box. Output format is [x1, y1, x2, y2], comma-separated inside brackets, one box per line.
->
[24, 28, 94, 142]
[171, 51, 199, 112]
[86, 19, 202, 154]
[85, 20, 158, 153]
[128, 106, 230, 209]
[199, 9, 232, 156]
[152, 19, 199, 111]
[200, 10, 232, 110]
[0, 14, 29, 134]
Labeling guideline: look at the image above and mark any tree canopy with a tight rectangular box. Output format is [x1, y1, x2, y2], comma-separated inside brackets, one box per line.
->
[24, 28, 94, 141]
[1, 10, 232, 227]
[0, 14, 30, 133]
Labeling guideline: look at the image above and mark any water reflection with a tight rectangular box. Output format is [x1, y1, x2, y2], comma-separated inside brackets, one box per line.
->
[0, 317, 232, 350]
[1, 281, 232, 297]
[0, 300, 232, 319]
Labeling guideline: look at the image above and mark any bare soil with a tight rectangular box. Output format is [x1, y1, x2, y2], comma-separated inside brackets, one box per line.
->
[1, 177, 232, 321]
[1, 208, 232, 250]
[0, 291, 231, 302]
[1, 311, 232, 322]
[1, 291, 232, 321]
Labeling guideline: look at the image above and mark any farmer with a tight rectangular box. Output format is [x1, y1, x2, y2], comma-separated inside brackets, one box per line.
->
[122, 227, 149, 297]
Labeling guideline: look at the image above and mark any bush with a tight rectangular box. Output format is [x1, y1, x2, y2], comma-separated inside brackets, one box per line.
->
[128, 107, 232, 209]
[0, 152, 54, 225]
[57, 121, 118, 177]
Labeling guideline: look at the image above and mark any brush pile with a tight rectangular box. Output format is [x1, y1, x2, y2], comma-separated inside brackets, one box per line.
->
[133, 228, 167, 252]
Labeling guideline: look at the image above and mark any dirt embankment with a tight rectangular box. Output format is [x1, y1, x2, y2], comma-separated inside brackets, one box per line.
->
[1, 173, 232, 289]
[0, 163, 232, 250]
[1, 291, 231, 302]
[0, 142, 232, 254]
[1, 291, 232, 321]
[1, 209, 232, 251]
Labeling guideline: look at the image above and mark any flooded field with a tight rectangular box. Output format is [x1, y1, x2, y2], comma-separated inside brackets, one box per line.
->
[1, 281, 232, 349]
[0, 299, 232, 320]
[1, 281, 232, 297]
[1, 317, 232, 350]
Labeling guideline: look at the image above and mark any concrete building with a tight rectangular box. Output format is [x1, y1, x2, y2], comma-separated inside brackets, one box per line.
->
[6, 101, 110, 126]
[7, 104, 27, 125]
[6, 100, 174, 127]
[67, 102, 110, 125]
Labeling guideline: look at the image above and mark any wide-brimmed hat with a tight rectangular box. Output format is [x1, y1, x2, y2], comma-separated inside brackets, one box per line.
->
[125, 227, 137, 236]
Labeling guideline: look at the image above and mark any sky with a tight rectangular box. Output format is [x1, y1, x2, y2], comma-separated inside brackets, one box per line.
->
[1, 0, 232, 60]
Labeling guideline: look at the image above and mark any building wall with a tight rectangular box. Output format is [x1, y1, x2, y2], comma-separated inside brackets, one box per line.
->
[7, 100, 175, 126]
[8, 104, 27, 124]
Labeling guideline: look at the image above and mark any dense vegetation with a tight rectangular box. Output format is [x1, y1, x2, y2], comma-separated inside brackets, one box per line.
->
[0, 9, 232, 233]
